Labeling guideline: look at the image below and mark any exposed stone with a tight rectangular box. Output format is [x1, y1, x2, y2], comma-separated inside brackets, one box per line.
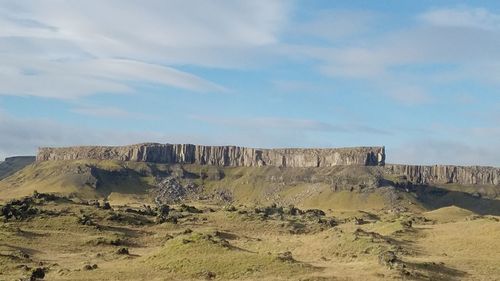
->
[386, 164, 500, 185]
[30, 267, 46, 280]
[37, 143, 386, 167]
[277, 251, 296, 262]
[1, 197, 38, 220]
[34, 143, 500, 186]
[154, 177, 200, 205]
[116, 247, 129, 255]
[83, 264, 98, 270]
[378, 251, 398, 268]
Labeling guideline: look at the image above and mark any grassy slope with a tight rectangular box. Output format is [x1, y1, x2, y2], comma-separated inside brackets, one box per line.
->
[0, 156, 35, 180]
[0, 161, 412, 212]
[408, 218, 500, 280]
[2, 198, 498, 280]
[1, 160, 498, 214]
[1, 160, 500, 280]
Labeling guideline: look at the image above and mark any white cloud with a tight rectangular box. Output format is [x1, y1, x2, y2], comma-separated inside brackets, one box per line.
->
[0, 1, 290, 99]
[389, 139, 500, 166]
[70, 106, 134, 118]
[290, 10, 377, 42]
[0, 112, 224, 159]
[190, 115, 391, 135]
[383, 84, 432, 105]
[282, 6, 500, 104]
[419, 7, 500, 30]
[0, 56, 227, 98]
[272, 80, 322, 93]
[0, 112, 350, 159]
[0, 1, 289, 65]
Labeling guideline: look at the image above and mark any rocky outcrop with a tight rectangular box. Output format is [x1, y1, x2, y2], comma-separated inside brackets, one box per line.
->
[33, 144, 500, 186]
[386, 164, 500, 185]
[36, 143, 386, 167]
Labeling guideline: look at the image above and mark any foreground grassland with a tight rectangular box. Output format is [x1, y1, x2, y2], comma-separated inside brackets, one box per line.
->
[1, 193, 499, 281]
[0, 160, 499, 280]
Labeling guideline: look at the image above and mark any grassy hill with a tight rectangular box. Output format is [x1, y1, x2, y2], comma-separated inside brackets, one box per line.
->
[0, 160, 419, 212]
[0, 159, 499, 280]
[0, 156, 35, 180]
[1, 159, 499, 215]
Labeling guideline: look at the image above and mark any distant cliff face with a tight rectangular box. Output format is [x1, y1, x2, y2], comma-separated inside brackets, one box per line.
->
[386, 164, 500, 186]
[37, 143, 386, 167]
[0, 156, 36, 180]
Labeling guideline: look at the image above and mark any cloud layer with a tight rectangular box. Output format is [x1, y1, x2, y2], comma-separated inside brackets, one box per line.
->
[0, 2, 499, 166]
[0, 1, 290, 98]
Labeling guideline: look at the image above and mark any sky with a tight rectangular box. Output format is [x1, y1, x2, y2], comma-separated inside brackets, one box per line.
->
[0, 0, 499, 166]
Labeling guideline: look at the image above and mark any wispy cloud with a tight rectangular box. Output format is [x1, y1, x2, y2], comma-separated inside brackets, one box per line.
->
[0, 112, 222, 159]
[419, 7, 500, 30]
[272, 80, 323, 93]
[190, 115, 391, 135]
[390, 139, 500, 166]
[280, 6, 500, 105]
[289, 10, 377, 42]
[70, 105, 147, 119]
[0, 1, 291, 99]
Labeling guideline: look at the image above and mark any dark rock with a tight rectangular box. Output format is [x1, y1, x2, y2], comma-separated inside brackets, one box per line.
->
[83, 264, 98, 270]
[157, 204, 170, 217]
[277, 251, 295, 262]
[200, 270, 216, 280]
[353, 217, 365, 225]
[378, 251, 398, 268]
[225, 205, 237, 212]
[78, 215, 94, 226]
[88, 200, 100, 208]
[30, 267, 45, 280]
[179, 204, 202, 213]
[116, 247, 129, 255]
[32, 191, 60, 201]
[305, 209, 325, 217]
[1, 197, 38, 221]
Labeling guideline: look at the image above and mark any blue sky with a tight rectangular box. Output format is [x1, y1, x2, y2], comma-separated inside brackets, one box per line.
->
[0, 0, 499, 166]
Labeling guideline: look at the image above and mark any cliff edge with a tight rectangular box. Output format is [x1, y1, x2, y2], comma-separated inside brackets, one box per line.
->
[386, 164, 499, 186]
[37, 143, 386, 167]
[35, 143, 500, 186]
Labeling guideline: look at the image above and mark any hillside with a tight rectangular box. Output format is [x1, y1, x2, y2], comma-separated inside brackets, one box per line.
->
[0, 160, 403, 208]
[0, 159, 499, 280]
[2, 159, 499, 213]
[0, 156, 35, 180]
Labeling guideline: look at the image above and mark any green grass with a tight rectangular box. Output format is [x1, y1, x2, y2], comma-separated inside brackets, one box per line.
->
[142, 232, 314, 280]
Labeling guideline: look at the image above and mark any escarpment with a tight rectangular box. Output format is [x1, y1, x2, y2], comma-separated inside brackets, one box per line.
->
[386, 164, 500, 186]
[36, 143, 386, 167]
[35, 143, 500, 186]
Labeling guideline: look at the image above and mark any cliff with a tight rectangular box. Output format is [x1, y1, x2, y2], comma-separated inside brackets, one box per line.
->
[36, 143, 386, 167]
[385, 164, 500, 186]
[35, 143, 500, 186]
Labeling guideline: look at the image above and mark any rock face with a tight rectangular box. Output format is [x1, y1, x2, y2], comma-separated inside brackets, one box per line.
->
[35, 143, 500, 186]
[36, 143, 386, 167]
[386, 164, 500, 185]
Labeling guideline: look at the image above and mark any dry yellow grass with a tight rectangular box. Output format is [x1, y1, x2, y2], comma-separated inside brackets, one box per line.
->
[1, 160, 499, 280]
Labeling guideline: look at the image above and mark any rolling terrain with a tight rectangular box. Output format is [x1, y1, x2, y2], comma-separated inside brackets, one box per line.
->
[0, 158, 499, 280]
